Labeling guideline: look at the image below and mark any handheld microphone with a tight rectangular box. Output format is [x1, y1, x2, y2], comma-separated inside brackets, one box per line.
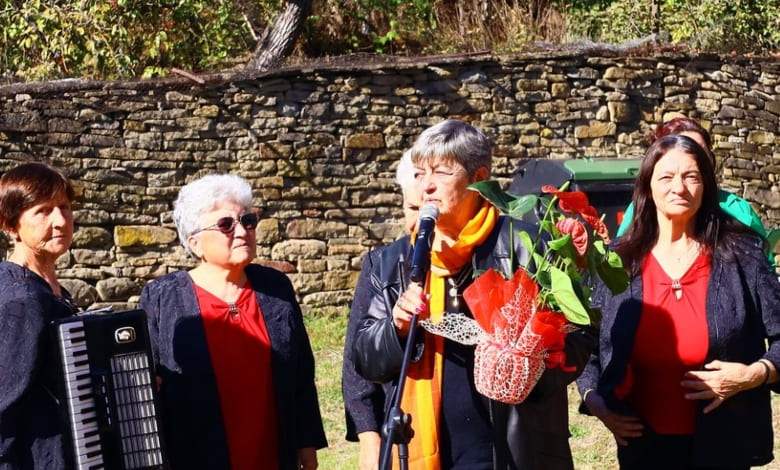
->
[409, 204, 439, 283]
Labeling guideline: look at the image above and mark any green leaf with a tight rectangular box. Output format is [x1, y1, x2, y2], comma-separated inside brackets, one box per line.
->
[552, 234, 581, 262]
[606, 249, 624, 268]
[596, 260, 630, 295]
[518, 230, 535, 258]
[536, 269, 552, 290]
[548, 234, 571, 251]
[505, 194, 537, 218]
[540, 219, 556, 235]
[550, 266, 591, 325]
[468, 180, 511, 211]
[532, 252, 547, 272]
[468, 180, 536, 217]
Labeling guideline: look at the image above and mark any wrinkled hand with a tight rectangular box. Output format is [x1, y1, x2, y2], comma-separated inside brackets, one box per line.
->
[584, 391, 643, 446]
[392, 283, 429, 337]
[682, 360, 764, 413]
[357, 431, 381, 470]
[297, 447, 318, 470]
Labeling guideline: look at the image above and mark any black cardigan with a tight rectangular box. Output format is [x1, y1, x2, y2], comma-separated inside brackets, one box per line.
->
[0, 261, 75, 470]
[576, 235, 780, 468]
[139, 264, 327, 470]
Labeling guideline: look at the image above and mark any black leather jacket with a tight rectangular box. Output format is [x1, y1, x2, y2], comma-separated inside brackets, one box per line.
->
[353, 216, 597, 470]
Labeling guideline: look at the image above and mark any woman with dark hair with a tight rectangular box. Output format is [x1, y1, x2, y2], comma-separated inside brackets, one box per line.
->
[140, 173, 327, 470]
[617, 117, 767, 240]
[0, 162, 77, 469]
[577, 135, 780, 469]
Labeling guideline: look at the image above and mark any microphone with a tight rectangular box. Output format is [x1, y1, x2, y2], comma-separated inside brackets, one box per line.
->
[409, 204, 439, 283]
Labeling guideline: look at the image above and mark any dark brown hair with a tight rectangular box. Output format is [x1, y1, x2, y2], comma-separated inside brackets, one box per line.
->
[617, 134, 727, 275]
[0, 162, 74, 232]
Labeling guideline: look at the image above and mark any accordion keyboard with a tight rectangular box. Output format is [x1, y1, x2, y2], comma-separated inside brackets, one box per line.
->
[59, 322, 104, 469]
[54, 310, 167, 470]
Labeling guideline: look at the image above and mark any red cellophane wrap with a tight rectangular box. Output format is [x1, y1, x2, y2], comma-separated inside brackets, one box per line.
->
[464, 268, 571, 404]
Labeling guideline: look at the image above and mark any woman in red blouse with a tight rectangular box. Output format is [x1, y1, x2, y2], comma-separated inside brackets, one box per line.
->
[577, 135, 780, 469]
[140, 174, 327, 470]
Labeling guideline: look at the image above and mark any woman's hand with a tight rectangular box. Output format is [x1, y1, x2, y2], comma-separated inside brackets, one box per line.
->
[297, 447, 318, 470]
[583, 390, 644, 446]
[357, 431, 381, 470]
[392, 283, 429, 337]
[682, 359, 768, 413]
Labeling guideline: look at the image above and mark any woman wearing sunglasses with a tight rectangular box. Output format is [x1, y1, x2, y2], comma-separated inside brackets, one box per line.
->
[140, 174, 327, 470]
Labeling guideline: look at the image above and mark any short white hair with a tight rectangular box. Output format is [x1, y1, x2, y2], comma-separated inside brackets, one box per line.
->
[173, 174, 253, 257]
[395, 150, 415, 193]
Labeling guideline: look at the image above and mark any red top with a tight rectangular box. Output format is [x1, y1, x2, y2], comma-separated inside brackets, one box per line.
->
[625, 252, 711, 435]
[194, 283, 279, 469]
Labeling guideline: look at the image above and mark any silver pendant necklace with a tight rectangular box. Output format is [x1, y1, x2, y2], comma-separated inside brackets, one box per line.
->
[446, 265, 472, 311]
[669, 241, 701, 299]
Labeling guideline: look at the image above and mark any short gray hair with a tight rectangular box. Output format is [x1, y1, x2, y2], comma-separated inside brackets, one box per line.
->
[173, 174, 253, 257]
[410, 119, 491, 177]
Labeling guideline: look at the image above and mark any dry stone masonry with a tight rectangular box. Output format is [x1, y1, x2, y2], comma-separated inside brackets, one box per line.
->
[0, 51, 777, 313]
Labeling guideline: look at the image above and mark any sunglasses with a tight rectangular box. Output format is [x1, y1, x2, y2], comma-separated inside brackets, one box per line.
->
[195, 213, 258, 235]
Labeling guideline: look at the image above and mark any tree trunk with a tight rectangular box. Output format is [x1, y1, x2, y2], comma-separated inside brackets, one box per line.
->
[246, 0, 312, 71]
[650, 0, 660, 36]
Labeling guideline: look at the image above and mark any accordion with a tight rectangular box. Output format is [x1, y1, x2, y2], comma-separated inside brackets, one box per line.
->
[52, 309, 168, 470]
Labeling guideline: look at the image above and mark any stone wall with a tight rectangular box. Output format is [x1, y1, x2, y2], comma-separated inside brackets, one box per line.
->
[0, 50, 778, 313]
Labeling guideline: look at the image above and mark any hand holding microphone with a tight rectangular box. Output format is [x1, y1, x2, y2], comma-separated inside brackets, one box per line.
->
[392, 204, 438, 335]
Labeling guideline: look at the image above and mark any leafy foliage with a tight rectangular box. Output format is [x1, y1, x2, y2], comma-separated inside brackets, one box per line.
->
[1, 0, 778, 82]
[560, 0, 780, 52]
[0, 0, 259, 81]
[469, 180, 629, 326]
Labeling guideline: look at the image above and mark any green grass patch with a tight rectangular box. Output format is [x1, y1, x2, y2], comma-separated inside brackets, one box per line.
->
[305, 310, 358, 468]
[305, 310, 780, 470]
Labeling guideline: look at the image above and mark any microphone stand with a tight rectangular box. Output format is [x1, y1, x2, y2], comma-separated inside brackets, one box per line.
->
[379, 262, 420, 470]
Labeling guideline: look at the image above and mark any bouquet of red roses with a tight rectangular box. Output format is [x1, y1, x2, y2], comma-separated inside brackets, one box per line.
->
[421, 181, 628, 404]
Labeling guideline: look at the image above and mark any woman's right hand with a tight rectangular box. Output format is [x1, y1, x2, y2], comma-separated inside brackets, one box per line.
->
[584, 390, 644, 446]
[392, 283, 429, 337]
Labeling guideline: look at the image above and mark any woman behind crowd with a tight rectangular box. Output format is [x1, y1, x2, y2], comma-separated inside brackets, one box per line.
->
[140, 174, 327, 470]
[617, 117, 768, 240]
[352, 119, 595, 469]
[577, 135, 780, 469]
[0, 162, 77, 469]
[342, 150, 420, 470]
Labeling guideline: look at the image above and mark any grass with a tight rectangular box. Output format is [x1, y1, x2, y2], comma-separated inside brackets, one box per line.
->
[306, 311, 357, 468]
[305, 312, 780, 469]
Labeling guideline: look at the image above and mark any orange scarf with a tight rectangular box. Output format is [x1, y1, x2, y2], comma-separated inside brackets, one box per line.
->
[396, 201, 499, 470]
